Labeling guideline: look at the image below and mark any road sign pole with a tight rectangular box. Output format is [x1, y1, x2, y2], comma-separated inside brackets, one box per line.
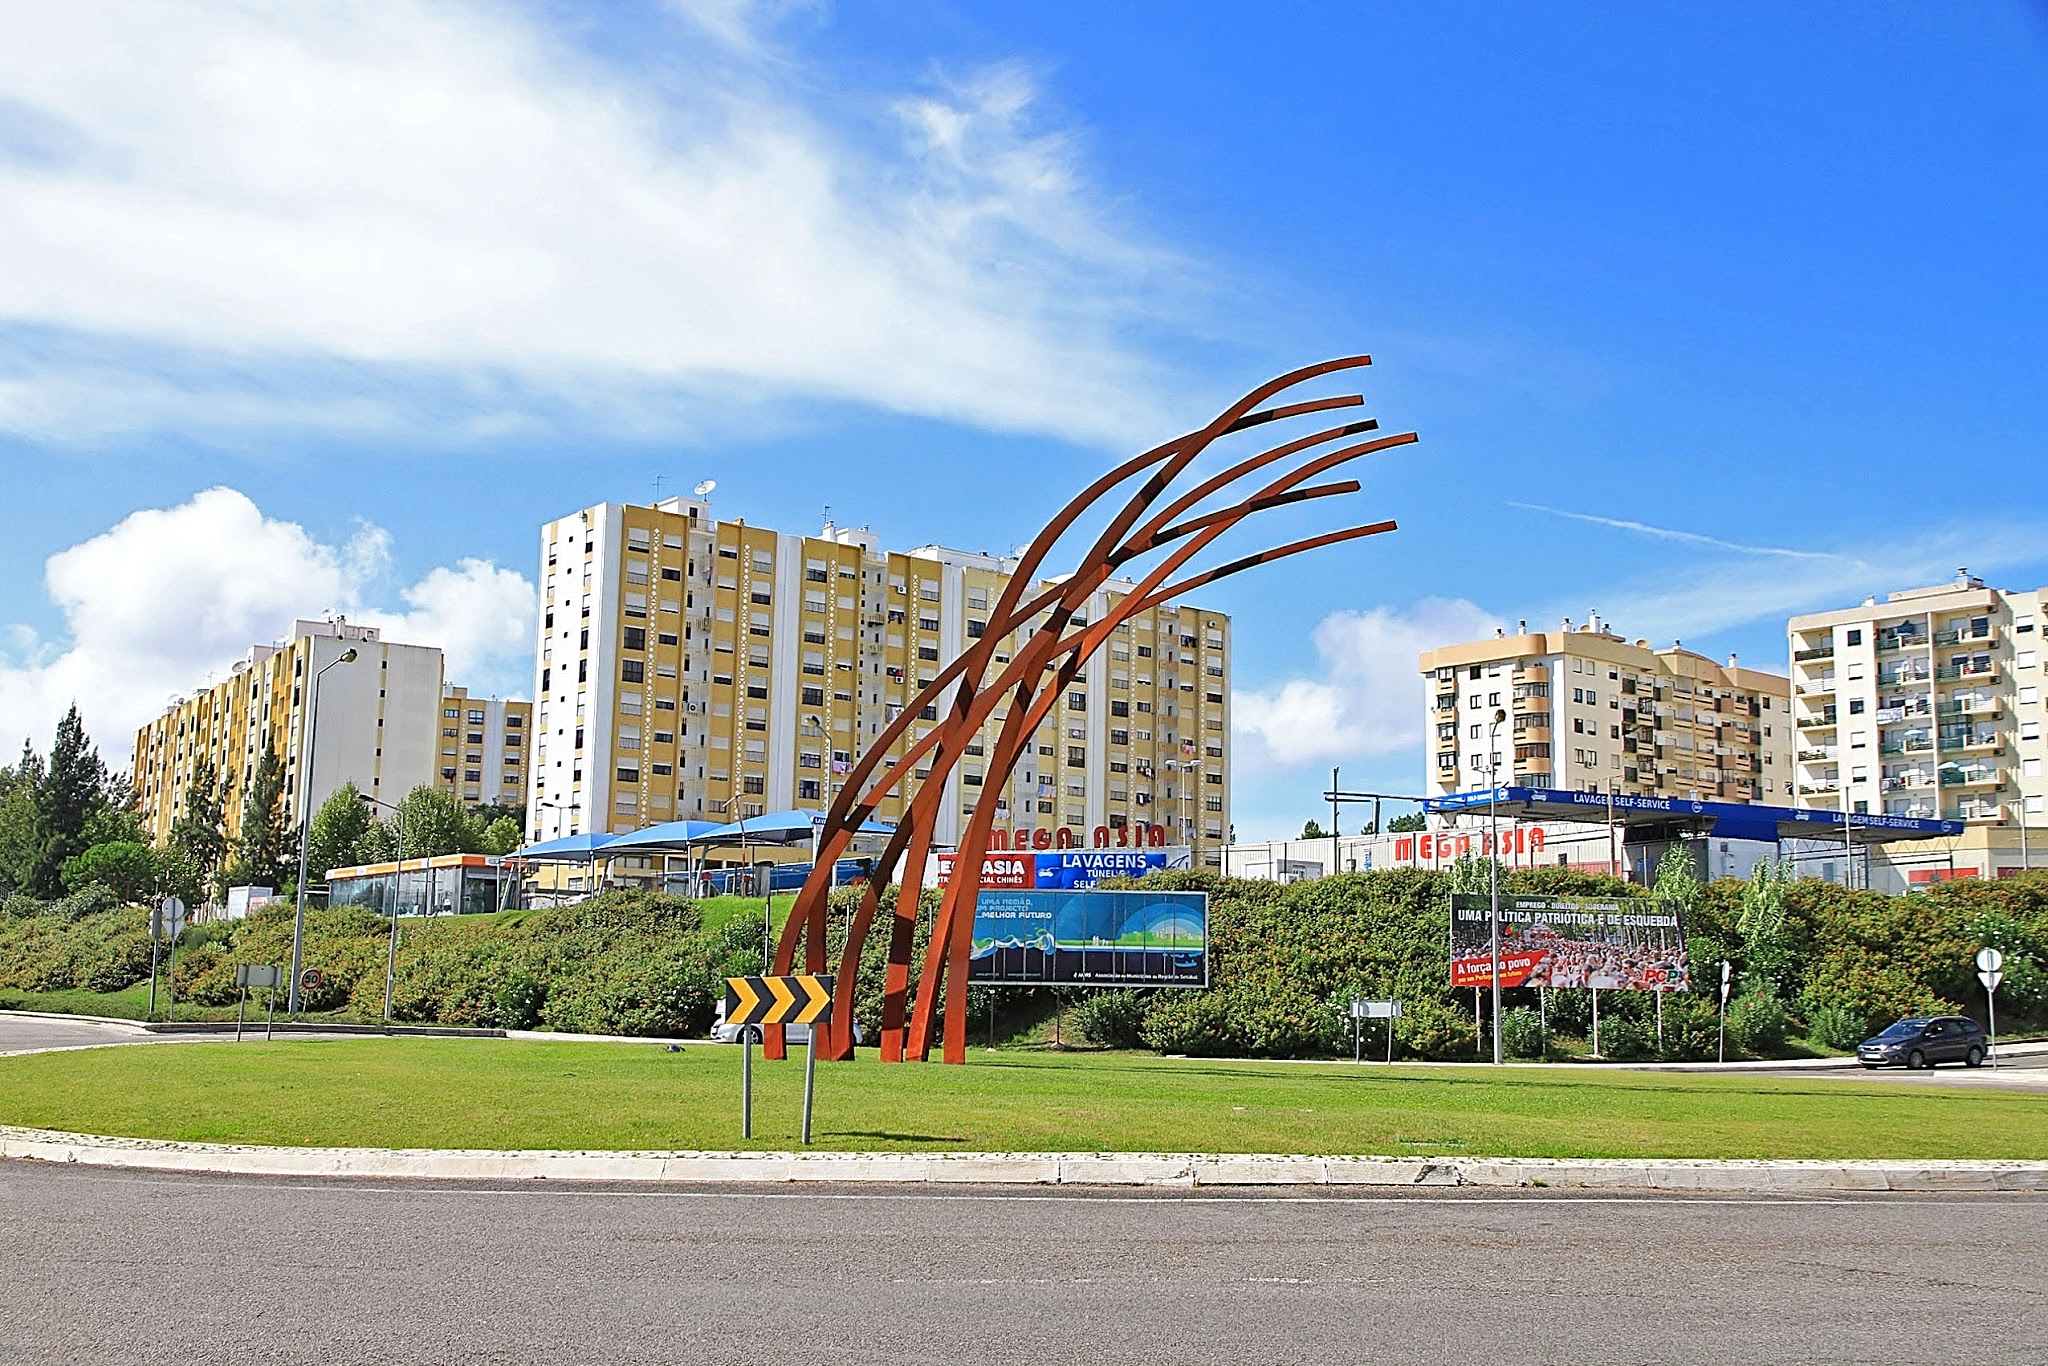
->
[802, 1035, 817, 1145]
[1354, 1013, 1361, 1065]
[236, 983, 247, 1043]
[742, 1033, 753, 1140]
[1978, 947, 2005, 1069]
[146, 930, 160, 1021]
[267, 968, 278, 1041]
[1386, 1015, 1394, 1065]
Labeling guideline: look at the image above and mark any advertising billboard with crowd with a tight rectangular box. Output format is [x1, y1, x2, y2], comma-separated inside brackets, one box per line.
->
[968, 888, 1208, 987]
[1449, 894, 1689, 991]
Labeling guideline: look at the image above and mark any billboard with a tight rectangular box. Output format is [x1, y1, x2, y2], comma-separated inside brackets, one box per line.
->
[1449, 893, 1688, 991]
[968, 888, 1208, 987]
[935, 846, 1191, 891]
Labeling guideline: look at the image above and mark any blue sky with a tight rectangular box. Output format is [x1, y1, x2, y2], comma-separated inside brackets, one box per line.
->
[1, 1, 2044, 840]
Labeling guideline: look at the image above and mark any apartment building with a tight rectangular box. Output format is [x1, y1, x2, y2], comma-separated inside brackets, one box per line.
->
[526, 497, 1231, 863]
[1788, 570, 2048, 877]
[133, 619, 445, 846]
[431, 687, 532, 811]
[1419, 615, 1794, 804]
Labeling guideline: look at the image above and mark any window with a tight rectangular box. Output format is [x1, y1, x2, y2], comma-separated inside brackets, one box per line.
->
[2022, 686, 2041, 705]
[2020, 650, 2038, 670]
[742, 775, 765, 795]
[1850, 698, 1865, 715]
[1110, 699, 1129, 717]
[616, 766, 639, 783]
[621, 659, 645, 683]
[1067, 745, 1086, 765]
[1067, 690, 1087, 711]
[1850, 728, 1867, 749]
[1847, 629, 1863, 647]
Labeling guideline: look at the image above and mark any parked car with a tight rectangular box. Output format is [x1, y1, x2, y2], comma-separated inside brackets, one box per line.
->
[710, 998, 863, 1047]
[1856, 1016, 1987, 1070]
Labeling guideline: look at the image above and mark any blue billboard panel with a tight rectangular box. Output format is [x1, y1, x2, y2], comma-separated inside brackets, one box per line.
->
[1032, 848, 1190, 889]
[968, 889, 1208, 987]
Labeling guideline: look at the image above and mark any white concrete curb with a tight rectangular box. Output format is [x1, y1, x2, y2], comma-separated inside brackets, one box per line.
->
[3, 1125, 2043, 1193]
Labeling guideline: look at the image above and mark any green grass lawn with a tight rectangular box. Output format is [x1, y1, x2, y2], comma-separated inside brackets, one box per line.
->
[0, 984, 354, 1025]
[1, 1039, 2042, 1159]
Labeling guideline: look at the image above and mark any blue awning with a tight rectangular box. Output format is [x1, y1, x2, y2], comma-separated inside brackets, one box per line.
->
[599, 820, 725, 854]
[509, 832, 620, 862]
[1422, 785, 1962, 843]
[689, 809, 895, 847]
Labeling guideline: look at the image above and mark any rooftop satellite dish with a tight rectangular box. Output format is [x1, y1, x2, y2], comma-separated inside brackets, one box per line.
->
[694, 480, 716, 498]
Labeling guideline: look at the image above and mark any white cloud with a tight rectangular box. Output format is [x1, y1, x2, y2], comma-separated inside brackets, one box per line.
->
[0, 488, 534, 768]
[0, 0, 1190, 448]
[1234, 598, 1502, 767]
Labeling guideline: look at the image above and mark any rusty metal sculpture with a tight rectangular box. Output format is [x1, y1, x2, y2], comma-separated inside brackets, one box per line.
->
[765, 357, 1409, 1064]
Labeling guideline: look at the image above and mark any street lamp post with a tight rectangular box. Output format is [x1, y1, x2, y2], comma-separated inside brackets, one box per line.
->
[288, 647, 358, 1016]
[1487, 707, 1507, 1066]
[360, 792, 407, 1023]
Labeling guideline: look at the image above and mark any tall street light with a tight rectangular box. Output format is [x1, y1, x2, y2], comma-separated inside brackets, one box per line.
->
[1487, 706, 1507, 1066]
[360, 791, 407, 1023]
[288, 647, 358, 1015]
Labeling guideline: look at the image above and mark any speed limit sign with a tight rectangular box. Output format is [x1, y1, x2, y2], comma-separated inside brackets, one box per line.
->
[299, 968, 325, 993]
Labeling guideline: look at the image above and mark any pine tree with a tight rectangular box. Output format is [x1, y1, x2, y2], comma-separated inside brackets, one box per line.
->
[27, 705, 111, 897]
[168, 757, 228, 900]
[0, 740, 44, 894]
[226, 747, 292, 891]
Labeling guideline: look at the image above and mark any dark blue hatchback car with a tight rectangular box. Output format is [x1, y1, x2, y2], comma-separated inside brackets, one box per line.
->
[1856, 1016, 1987, 1070]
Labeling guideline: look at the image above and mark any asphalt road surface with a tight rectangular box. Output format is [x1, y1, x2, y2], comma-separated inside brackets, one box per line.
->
[4, 1164, 2045, 1366]
[1738, 1049, 2048, 1089]
[0, 1016, 179, 1055]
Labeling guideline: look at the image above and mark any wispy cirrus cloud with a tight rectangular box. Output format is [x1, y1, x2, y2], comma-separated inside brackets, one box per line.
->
[1509, 503, 1837, 561]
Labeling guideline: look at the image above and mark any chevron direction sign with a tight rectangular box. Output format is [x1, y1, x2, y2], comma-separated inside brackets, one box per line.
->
[725, 974, 835, 1027]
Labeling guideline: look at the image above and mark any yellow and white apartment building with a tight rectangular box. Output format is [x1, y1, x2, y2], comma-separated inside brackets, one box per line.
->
[431, 686, 532, 811]
[1419, 615, 1794, 804]
[528, 497, 1232, 864]
[1788, 571, 2048, 881]
[133, 619, 446, 847]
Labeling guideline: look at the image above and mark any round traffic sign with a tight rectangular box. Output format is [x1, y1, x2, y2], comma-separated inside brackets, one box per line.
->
[299, 968, 325, 992]
[1977, 946, 2005, 973]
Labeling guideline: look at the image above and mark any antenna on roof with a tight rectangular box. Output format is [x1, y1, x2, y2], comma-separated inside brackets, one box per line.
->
[693, 480, 717, 498]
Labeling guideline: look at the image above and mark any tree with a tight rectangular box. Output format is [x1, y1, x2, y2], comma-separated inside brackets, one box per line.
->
[306, 782, 375, 880]
[392, 785, 481, 858]
[1389, 813, 1427, 833]
[168, 757, 228, 900]
[1358, 820, 1378, 835]
[60, 841, 160, 903]
[1300, 819, 1327, 840]
[224, 747, 292, 891]
[0, 740, 43, 894]
[1736, 856, 1794, 993]
[27, 705, 112, 897]
[478, 815, 523, 856]
[1654, 841, 1703, 923]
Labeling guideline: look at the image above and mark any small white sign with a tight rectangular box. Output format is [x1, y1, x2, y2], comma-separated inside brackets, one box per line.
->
[1981, 969, 2004, 993]
[1977, 947, 2005, 973]
[154, 896, 187, 940]
[1351, 999, 1402, 1019]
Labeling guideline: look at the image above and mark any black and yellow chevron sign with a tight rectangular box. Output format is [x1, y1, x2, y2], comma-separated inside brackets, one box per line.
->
[725, 974, 835, 1026]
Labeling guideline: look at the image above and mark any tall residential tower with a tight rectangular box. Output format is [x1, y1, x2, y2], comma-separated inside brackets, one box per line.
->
[526, 497, 1231, 863]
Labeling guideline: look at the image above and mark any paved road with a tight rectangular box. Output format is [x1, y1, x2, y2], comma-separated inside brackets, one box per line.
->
[3, 1164, 2044, 1366]
[1739, 1049, 2048, 1089]
[0, 1016, 175, 1055]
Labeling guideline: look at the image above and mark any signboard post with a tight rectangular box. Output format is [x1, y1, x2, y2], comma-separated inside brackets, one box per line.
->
[1718, 961, 1733, 1063]
[1351, 999, 1401, 1064]
[234, 964, 283, 1042]
[148, 896, 187, 1022]
[724, 974, 834, 1143]
[1978, 947, 2004, 1068]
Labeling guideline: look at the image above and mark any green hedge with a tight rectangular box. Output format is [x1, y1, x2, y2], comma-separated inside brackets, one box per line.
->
[11, 870, 2047, 1055]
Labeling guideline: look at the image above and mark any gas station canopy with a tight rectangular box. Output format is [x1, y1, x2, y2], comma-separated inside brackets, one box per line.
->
[1422, 785, 1963, 846]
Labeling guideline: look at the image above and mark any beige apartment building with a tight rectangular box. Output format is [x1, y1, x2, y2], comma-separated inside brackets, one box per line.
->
[1788, 570, 2048, 881]
[134, 619, 445, 846]
[431, 687, 531, 811]
[1419, 615, 1794, 804]
[526, 496, 1231, 863]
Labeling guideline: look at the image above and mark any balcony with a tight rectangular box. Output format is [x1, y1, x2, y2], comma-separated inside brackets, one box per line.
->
[1876, 702, 1932, 724]
[1939, 764, 2001, 788]
[1877, 665, 1931, 686]
[1879, 735, 1934, 755]
[1797, 677, 1837, 697]
[1876, 631, 1927, 653]
[1434, 695, 1459, 715]
[1936, 697, 1999, 719]
[1886, 802, 1937, 820]
[1933, 625, 1994, 647]
[1882, 772, 1934, 792]
[1799, 707, 1838, 729]
[1934, 661, 1997, 683]
[1940, 729, 2001, 753]
[1798, 780, 1841, 796]
[1948, 801, 2003, 822]
[1793, 645, 1836, 663]
[1797, 746, 1837, 763]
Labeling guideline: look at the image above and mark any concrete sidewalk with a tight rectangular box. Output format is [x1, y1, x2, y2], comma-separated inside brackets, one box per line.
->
[3, 1123, 2044, 1193]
